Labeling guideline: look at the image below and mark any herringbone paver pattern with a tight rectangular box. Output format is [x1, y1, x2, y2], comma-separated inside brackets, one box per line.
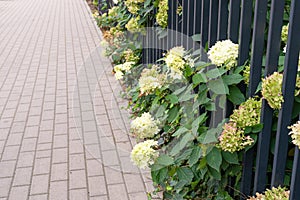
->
[0, 0, 153, 199]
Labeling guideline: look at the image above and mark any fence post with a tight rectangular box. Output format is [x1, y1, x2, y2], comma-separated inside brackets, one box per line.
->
[271, 0, 300, 187]
[250, 0, 269, 193]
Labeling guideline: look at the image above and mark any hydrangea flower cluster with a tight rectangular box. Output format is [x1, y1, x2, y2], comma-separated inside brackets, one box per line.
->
[123, 49, 140, 63]
[130, 140, 159, 169]
[230, 98, 262, 128]
[124, 0, 145, 14]
[207, 40, 239, 70]
[156, 0, 168, 28]
[139, 66, 165, 95]
[243, 65, 250, 85]
[288, 121, 300, 149]
[130, 112, 160, 139]
[113, 61, 135, 80]
[108, 6, 119, 17]
[218, 98, 261, 153]
[262, 72, 284, 109]
[103, 27, 124, 45]
[125, 16, 144, 33]
[165, 46, 187, 78]
[248, 186, 289, 200]
[218, 122, 254, 153]
[281, 24, 289, 44]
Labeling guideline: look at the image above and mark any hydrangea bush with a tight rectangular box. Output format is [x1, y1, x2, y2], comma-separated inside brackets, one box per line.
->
[96, 1, 300, 199]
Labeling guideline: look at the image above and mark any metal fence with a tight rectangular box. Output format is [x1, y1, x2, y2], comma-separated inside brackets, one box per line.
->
[166, 0, 300, 199]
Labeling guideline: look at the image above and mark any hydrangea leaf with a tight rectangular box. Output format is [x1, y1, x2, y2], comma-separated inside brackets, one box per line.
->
[177, 167, 194, 185]
[222, 74, 244, 85]
[188, 146, 202, 166]
[208, 78, 229, 95]
[228, 85, 245, 105]
[222, 151, 239, 164]
[206, 147, 222, 172]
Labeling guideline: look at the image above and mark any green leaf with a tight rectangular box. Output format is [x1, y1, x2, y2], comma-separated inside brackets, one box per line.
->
[222, 74, 244, 85]
[202, 129, 218, 144]
[206, 147, 222, 172]
[172, 127, 189, 137]
[208, 167, 221, 180]
[192, 73, 207, 85]
[222, 151, 239, 164]
[227, 85, 245, 105]
[192, 34, 201, 42]
[188, 146, 202, 166]
[208, 78, 229, 95]
[156, 154, 174, 166]
[170, 133, 194, 156]
[166, 94, 179, 104]
[192, 113, 207, 136]
[206, 68, 227, 79]
[177, 167, 194, 185]
[167, 106, 179, 123]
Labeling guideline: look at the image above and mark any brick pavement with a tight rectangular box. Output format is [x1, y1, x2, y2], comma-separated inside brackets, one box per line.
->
[0, 0, 154, 199]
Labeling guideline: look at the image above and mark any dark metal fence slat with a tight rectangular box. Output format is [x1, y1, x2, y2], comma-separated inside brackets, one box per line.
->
[217, 0, 228, 41]
[237, 0, 252, 66]
[272, 0, 300, 187]
[249, 0, 269, 193]
[228, 0, 240, 43]
[201, 0, 209, 48]
[208, 0, 218, 47]
[238, 0, 254, 197]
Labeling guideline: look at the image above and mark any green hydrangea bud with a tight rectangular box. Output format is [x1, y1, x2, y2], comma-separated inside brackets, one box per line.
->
[230, 98, 262, 129]
[281, 24, 289, 44]
[262, 72, 284, 110]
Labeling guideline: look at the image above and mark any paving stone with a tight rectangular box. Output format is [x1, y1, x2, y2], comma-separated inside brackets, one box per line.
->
[0, 0, 151, 198]
[30, 175, 49, 195]
[49, 181, 68, 200]
[9, 185, 30, 200]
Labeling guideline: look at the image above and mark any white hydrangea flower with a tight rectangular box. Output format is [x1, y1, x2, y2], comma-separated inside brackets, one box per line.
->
[165, 47, 187, 77]
[113, 62, 135, 80]
[208, 39, 239, 70]
[138, 66, 165, 95]
[114, 70, 123, 80]
[289, 121, 300, 149]
[130, 112, 159, 139]
[130, 140, 159, 169]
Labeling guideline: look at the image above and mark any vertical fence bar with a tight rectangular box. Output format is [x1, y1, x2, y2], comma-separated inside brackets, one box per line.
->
[208, 0, 218, 47]
[272, 0, 300, 187]
[238, 0, 253, 197]
[249, 0, 269, 193]
[201, 0, 209, 48]
[237, 0, 252, 66]
[228, 0, 240, 43]
[176, 0, 183, 46]
[181, 0, 188, 48]
[217, 0, 228, 41]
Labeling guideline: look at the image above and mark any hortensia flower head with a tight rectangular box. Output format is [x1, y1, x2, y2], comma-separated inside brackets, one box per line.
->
[262, 72, 284, 109]
[164, 46, 186, 78]
[113, 62, 135, 80]
[156, 0, 168, 28]
[124, 0, 145, 14]
[289, 121, 300, 149]
[207, 39, 239, 70]
[281, 24, 289, 44]
[218, 122, 254, 153]
[243, 65, 250, 85]
[230, 98, 262, 129]
[125, 16, 144, 33]
[130, 112, 160, 139]
[248, 186, 289, 200]
[139, 66, 165, 95]
[123, 49, 140, 63]
[130, 140, 159, 169]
